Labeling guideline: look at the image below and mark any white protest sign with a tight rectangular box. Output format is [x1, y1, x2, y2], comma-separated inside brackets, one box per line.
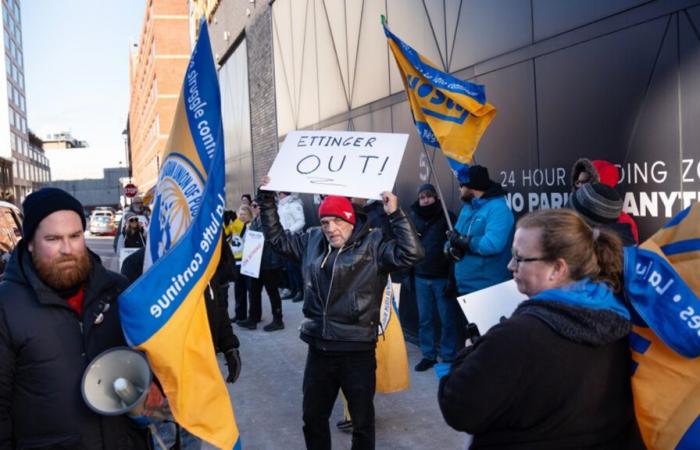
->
[456, 279, 528, 335]
[240, 230, 264, 279]
[262, 130, 409, 199]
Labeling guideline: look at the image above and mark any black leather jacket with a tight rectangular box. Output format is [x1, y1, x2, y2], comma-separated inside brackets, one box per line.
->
[259, 191, 423, 346]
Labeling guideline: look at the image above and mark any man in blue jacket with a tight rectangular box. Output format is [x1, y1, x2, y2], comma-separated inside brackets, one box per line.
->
[446, 164, 514, 305]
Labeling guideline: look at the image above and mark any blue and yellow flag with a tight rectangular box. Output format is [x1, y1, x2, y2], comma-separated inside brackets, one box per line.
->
[383, 22, 496, 178]
[119, 21, 240, 449]
[376, 278, 409, 393]
[624, 203, 700, 449]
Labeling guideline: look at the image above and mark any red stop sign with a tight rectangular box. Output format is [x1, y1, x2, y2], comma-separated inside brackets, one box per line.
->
[124, 183, 138, 198]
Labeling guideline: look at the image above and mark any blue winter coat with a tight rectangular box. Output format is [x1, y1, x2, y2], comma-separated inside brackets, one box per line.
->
[453, 183, 514, 294]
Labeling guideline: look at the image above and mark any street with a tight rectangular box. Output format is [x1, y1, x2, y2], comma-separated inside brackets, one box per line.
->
[86, 235, 119, 272]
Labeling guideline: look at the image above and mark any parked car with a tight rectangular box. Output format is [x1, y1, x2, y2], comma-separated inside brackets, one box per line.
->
[0, 201, 22, 277]
[114, 210, 124, 226]
[88, 212, 117, 236]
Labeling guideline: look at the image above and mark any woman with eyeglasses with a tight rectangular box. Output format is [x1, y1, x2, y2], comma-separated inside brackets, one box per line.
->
[438, 209, 644, 449]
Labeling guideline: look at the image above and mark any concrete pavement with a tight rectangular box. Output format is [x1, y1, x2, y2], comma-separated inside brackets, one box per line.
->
[85, 239, 468, 449]
[221, 284, 467, 450]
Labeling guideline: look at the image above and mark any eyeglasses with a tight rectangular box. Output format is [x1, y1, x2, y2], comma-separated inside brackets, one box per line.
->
[128, 218, 139, 222]
[510, 254, 548, 269]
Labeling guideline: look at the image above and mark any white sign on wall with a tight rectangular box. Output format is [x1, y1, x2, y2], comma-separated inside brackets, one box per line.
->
[240, 230, 264, 279]
[262, 130, 409, 199]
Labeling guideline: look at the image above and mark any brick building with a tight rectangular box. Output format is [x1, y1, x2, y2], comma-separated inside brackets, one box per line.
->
[128, 0, 190, 194]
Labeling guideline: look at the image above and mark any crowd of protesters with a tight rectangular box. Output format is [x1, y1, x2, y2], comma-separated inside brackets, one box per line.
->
[0, 156, 647, 449]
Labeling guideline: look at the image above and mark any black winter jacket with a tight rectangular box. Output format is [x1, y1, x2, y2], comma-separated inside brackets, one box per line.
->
[409, 201, 455, 279]
[0, 241, 148, 449]
[438, 300, 644, 450]
[259, 191, 423, 347]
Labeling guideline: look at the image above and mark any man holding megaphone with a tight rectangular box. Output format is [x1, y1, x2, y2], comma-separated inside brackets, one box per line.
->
[0, 188, 149, 448]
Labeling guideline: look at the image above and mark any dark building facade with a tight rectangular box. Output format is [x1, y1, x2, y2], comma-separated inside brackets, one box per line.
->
[201, 0, 700, 336]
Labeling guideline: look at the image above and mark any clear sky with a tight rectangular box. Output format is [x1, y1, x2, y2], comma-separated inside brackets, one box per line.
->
[22, 1, 146, 169]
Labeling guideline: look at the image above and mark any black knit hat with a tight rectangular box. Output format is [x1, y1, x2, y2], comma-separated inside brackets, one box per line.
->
[417, 183, 437, 196]
[569, 182, 622, 224]
[465, 165, 491, 191]
[22, 188, 86, 242]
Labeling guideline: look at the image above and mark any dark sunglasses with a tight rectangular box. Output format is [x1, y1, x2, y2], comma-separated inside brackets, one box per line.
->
[128, 217, 139, 222]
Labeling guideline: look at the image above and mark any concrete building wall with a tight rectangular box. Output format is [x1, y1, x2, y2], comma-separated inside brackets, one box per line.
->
[129, 0, 190, 194]
[209, 0, 700, 240]
[48, 167, 128, 209]
[208, 0, 700, 339]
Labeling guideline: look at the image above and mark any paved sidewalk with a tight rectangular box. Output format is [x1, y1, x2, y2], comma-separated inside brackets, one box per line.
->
[217, 285, 467, 450]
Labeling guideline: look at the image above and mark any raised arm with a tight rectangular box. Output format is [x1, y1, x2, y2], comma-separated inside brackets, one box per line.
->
[377, 191, 424, 272]
[257, 178, 308, 263]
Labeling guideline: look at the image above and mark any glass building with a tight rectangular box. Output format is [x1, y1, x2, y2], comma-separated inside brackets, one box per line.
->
[0, 0, 49, 204]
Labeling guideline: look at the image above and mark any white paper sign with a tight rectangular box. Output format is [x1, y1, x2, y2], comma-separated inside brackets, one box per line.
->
[240, 230, 264, 279]
[456, 280, 528, 335]
[263, 130, 409, 199]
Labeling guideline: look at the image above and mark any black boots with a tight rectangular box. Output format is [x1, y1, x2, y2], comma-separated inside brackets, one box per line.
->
[263, 319, 285, 332]
[225, 348, 241, 383]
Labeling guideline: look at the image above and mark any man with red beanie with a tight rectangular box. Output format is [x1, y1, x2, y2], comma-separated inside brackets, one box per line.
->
[258, 177, 423, 450]
[571, 158, 639, 242]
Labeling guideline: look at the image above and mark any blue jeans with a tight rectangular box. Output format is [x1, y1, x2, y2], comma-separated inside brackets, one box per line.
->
[415, 276, 458, 362]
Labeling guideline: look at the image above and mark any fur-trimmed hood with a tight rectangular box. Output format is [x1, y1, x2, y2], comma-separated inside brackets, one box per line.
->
[571, 158, 620, 190]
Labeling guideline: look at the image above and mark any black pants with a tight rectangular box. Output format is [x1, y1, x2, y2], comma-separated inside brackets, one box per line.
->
[246, 269, 283, 322]
[206, 283, 239, 353]
[234, 268, 248, 321]
[303, 346, 376, 450]
[285, 258, 304, 294]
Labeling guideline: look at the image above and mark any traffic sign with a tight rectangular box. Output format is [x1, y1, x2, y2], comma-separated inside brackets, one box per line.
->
[124, 183, 138, 198]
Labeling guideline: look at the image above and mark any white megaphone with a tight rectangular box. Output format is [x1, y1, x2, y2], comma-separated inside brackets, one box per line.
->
[81, 347, 171, 449]
[81, 347, 153, 416]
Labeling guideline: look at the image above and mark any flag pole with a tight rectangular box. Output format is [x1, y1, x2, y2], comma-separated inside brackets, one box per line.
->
[422, 144, 454, 231]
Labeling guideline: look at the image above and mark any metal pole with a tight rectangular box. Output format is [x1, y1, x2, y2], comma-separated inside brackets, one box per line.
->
[421, 145, 454, 231]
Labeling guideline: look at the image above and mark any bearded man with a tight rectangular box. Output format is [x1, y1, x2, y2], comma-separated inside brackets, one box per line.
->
[0, 188, 148, 448]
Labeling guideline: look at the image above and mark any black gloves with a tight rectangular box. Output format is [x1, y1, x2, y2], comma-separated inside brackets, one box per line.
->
[444, 230, 470, 261]
[445, 244, 464, 262]
[225, 348, 241, 384]
[448, 230, 470, 251]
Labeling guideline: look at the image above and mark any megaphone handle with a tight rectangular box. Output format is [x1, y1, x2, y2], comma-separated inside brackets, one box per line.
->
[148, 424, 169, 450]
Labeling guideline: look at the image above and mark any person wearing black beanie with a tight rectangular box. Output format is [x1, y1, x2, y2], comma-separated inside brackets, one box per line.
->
[447, 164, 515, 346]
[0, 187, 149, 448]
[21, 187, 86, 243]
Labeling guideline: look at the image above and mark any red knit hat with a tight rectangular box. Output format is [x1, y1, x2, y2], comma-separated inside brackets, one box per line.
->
[318, 195, 355, 225]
